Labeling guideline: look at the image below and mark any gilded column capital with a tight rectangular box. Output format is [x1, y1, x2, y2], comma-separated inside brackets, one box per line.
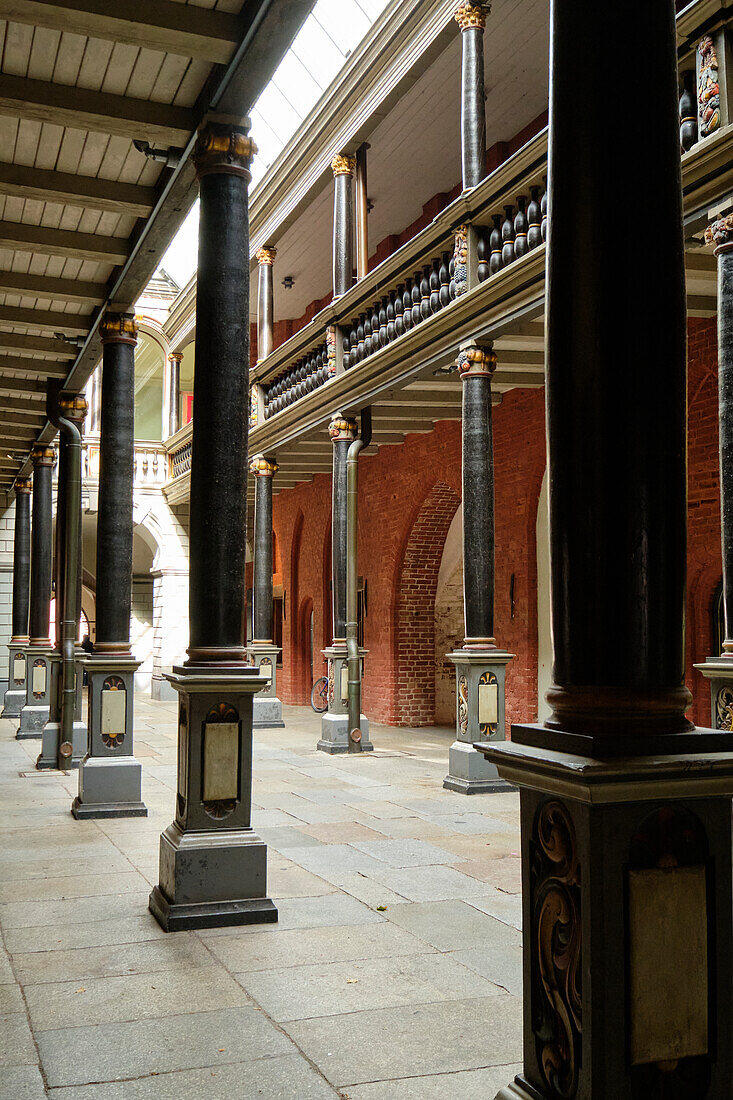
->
[193, 119, 257, 181]
[256, 246, 277, 266]
[100, 311, 138, 346]
[250, 454, 278, 478]
[332, 154, 356, 178]
[31, 445, 55, 468]
[705, 213, 733, 255]
[58, 393, 88, 424]
[455, 1, 490, 30]
[328, 414, 357, 443]
[457, 342, 497, 378]
[14, 477, 32, 495]
[168, 351, 184, 364]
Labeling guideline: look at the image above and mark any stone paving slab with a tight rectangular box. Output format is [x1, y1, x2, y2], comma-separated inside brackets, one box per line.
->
[367, 899, 521, 953]
[284, 995, 523, 1087]
[0, 871, 147, 904]
[3, 914, 168, 955]
[0, 1065, 47, 1099]
[13, 934, 216, 985]
[344, 1063, 523, 1099]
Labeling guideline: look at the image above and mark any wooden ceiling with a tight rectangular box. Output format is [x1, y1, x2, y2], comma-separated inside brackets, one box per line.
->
[0, 0, 314, 496]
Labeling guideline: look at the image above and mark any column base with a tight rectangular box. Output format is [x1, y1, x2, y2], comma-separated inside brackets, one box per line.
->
[494, 1079, 544, 1100]
[694, 655, 733, 729]
[151, 821, 277, 932]
[17, 705, 49, 739]
[37, 719, 87, 770]
[253, 695, 285, 729]
[2, 689, 25, 719]
[318, 711, 372, 754]
[75, 655, 147, 817]
[443, 741, 511, 794]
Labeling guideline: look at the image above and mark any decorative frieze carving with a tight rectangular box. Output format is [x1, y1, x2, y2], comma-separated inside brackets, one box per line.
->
[698, 34, 721, 139]
[453, 225, 468, 297]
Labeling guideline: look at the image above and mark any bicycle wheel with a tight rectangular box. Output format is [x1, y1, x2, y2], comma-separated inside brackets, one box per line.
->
[310, 676, 328, 713]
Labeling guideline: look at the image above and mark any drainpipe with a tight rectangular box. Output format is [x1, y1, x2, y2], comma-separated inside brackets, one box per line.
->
[53, 399, 82, 770]
[346, 407, 371, 751]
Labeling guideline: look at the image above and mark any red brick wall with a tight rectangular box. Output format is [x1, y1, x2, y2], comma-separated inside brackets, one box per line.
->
[270, 318, 721, 730]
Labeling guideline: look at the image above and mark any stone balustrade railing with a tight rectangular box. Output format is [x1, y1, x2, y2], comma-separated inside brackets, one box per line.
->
[82, 439, 169, 488]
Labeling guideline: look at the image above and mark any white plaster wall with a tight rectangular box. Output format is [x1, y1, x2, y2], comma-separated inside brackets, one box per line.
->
[434, 506, 464, 727]
[132, 577, 154, 692]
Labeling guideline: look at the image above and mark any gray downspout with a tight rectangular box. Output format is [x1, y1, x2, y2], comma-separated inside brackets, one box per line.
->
[55, 410, 82, 770]
[346, 408, 371, 752]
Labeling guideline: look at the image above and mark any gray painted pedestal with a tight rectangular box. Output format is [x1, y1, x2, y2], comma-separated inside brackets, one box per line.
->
[72, 655, 146, 818]
[694, 655, 733, 729]
[149, 666, 277, 932]
[444, 649, 513, 793]
[2, 643, 27, 719]
[18, 645, 54, 741]
[38, 652, 87, 770]
[248, 643, 284, 729]
[318, 644, 371, 754]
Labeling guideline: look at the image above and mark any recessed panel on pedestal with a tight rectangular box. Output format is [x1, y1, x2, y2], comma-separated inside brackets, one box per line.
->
[478, 681, 498, 726]
[32, 660, 46, 696]
[259, 658, 272, 682]
[628, 865, 708, 1065]
[101, 678, 126, 747]
[203, 721, 239, 802]
[340, 664, 348, 702]
[13, 655, 25, 682]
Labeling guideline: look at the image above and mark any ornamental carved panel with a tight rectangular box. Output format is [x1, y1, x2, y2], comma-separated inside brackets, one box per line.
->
[458, 675, 468, 735]
[530, 799, 582, 1098]
[715, 686, 733, 730]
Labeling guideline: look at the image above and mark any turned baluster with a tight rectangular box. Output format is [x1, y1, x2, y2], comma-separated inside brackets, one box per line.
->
[489, 214, 502, 274]
[527, 187, 542, 250]
[387, 291, 396, 341]
[501, 204, 515, 266]
[541, 180, 548, 242]
[420, 265, 432, 321]
[395, 285, 405, 337]
[680, 69, 698, 152]
[476, 231, 489, 282]
[439, 252, 452, 305]
[514, 196, 528, 258]
[378, 297, 388, 347]
[371, 304, 381, 352]
[411, 273, 422, 326]
[403, 280, 414, 330]
[356, 315, 365, 362]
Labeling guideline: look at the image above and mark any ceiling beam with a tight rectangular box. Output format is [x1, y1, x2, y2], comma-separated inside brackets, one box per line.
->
[0, 269, 106, 304]
[0, 0, 244, 64]
[0, 73, 195, 145]
[0, 425, 40, 440]
[0, 412, 45, 428]
[0, 393, 46, 412]
[0, 303, 93, 335]
[0, 374, 49, 394]
[0, 220, 130, 265]
[0, 161, 154, 218]
[0, 331, 77, 358]
[0, 352, 73, 375]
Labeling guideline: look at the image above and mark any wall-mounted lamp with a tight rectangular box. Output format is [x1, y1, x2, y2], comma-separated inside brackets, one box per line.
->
[282, 276, 295, 290]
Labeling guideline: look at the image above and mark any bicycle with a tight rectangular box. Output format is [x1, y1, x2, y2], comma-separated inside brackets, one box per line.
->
[310, 675, 328, 713]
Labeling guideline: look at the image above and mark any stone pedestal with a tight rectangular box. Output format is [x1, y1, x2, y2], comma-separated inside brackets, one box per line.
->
[248, 643, 284, 729]
[694, 655, 733, 728]
[444, 648, 513, 793]
[72, 655, 146, 818]
[17, 646, 53, 741]
[2, 643, 27, 719]
[318, 644, 371, 754]
[37, 651, 87, 769]
[149, 666, 277, 932]
[480, 733, 733, 1099]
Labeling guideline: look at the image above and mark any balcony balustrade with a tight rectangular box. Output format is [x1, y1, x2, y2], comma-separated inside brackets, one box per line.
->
[82, 438, 169, 489]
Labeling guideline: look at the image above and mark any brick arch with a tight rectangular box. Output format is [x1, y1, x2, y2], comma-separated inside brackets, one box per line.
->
[394, 481, 461, 726]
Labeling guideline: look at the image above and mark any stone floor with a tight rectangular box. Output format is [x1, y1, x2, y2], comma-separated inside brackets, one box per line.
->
[0, 696, 523, 1099]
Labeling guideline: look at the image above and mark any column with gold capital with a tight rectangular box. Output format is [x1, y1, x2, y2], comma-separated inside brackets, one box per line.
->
[696, 213, 733, 724]
[318, 414, 371, 753]
[73, 314, 146, 813]
[17, 446, 55, 740]
[165, 352, 183, 438]
[445, 342, 513, 794]
[256, 247, 276, 362]
[248, 455, 284, 729]
[332, 154, 356, 298]
[2, 478, 32, 720]
[455, 2, 490, 190]
[149, 117, 276, 933]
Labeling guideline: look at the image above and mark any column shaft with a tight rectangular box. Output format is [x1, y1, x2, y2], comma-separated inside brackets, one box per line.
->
[188, 132, 252, 663]
[332, 156, 355, 298]
[29, 450, 54, 645]
[716, 242, 733, 647]
[251, 458, 276, 642]
[545, 0, 688, 738]
[95, 317, 136, 651]
[456, 4, 489, 190]
[167, 354, 181, 438]
[460, 346, 496, 645]
[256, 248, 276, 362]
[10, 481, 31, 641]
[329, 418, 355, 642]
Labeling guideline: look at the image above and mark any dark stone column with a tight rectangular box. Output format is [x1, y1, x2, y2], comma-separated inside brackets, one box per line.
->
[10, 478, 31, 644]
[329, 414, 356, 644]
[481, 3, 733, 1097]
[1, 478, 32, 720]
[455, 2, 490, 191]
[95, 313, 136, 654]
[696, 214, 733, 724]
[248, 455, 284, 731]
[167, 353, 182, 438]
[332, 155, 355, 299]
[150, 117, 276, 932]
[29, 446, 54, 647]
[256, 247, 276, 362]
[250, 455, 277, 642]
